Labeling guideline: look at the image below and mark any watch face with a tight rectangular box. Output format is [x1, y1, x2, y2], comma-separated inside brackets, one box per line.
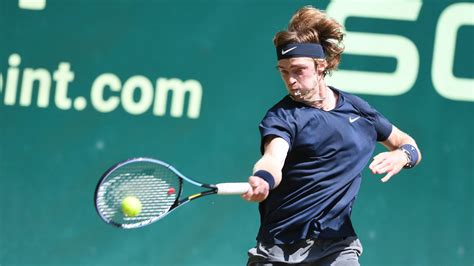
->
[400, 148, 413, 168]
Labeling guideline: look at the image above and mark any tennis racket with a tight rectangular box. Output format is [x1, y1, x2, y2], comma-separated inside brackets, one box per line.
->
[94, 157, 250, 229]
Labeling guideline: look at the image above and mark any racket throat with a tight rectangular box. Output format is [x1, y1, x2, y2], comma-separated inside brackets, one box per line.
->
[202, 183, 217, 190]
[176, 184, 217, 206]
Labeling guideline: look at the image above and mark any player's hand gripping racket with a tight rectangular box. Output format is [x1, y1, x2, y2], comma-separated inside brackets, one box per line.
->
[94, 157, 250, 229]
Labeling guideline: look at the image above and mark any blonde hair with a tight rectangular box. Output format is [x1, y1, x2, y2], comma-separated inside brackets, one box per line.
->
[273, 6, 345, 75]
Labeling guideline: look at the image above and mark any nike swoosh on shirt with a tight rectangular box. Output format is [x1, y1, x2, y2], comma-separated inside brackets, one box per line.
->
[281, 47, 297, 55]
[349, 116, 361, 123]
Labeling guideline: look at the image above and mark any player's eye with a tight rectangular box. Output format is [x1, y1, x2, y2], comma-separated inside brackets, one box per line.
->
[295, 67, 306, 75]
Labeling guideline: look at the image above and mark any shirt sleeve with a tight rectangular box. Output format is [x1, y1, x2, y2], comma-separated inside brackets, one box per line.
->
[258, 115, 293, 154]
[348, 94, 393, 141]
[371, 109, 393, 141]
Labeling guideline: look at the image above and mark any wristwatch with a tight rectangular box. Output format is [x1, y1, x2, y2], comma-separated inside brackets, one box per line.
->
[399, 146, 414, 168]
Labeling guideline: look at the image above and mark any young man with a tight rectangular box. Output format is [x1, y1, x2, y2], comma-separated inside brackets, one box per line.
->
[242, 6, 421, 266]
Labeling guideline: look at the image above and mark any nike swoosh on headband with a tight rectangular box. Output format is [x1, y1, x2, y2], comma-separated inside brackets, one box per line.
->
[276, 43, 325, 60]
[281, 47, 297, 55]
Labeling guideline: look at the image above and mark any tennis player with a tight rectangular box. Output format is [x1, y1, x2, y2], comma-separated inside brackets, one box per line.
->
[242, 6, 422, 265]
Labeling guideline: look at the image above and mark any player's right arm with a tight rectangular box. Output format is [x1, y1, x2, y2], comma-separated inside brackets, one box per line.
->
[241, 136, 289, 202]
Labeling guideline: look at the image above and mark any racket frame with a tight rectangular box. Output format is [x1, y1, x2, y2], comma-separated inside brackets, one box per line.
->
[94, 157, 219, 229]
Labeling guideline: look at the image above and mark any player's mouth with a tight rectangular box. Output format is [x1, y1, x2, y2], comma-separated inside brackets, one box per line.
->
[291, 88, 309, 98]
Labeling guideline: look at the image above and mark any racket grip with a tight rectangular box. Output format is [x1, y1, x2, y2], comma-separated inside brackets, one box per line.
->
[216, 182, 251, 195]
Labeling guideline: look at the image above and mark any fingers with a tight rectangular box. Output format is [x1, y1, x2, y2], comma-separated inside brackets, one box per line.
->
[370, 161, 391, 174]
[381, 171, 395, 183]
[248, 175, 260, 188]
[370, 150, 406, 182]
[369, 152, 390, 174]
[241, 176, 269, 202]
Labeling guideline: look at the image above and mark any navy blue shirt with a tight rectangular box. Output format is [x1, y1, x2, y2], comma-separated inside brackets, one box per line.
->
[257, 87, 392, 244]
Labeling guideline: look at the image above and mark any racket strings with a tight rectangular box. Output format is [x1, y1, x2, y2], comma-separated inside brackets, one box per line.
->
[96, 161, 181, 226]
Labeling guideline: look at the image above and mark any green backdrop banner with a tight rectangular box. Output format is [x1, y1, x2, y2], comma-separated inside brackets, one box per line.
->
[1, 0, 473, 265]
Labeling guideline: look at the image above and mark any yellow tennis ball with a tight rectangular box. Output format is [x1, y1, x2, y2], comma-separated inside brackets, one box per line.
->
[121, 196, 142, 217]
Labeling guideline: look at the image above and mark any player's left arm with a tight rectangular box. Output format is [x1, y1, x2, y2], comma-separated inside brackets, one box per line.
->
[369, 125, 422, 182]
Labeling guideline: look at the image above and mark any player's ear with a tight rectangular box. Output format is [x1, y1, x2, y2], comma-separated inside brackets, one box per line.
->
[314, 59, 327, 74]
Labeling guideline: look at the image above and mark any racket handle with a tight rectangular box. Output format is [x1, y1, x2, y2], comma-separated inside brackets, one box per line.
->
[216, 182, 251, 195]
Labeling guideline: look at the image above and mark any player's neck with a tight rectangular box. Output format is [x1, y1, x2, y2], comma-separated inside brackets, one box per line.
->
[322, 87, 338, 111]
[310, 86, 337, 111]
